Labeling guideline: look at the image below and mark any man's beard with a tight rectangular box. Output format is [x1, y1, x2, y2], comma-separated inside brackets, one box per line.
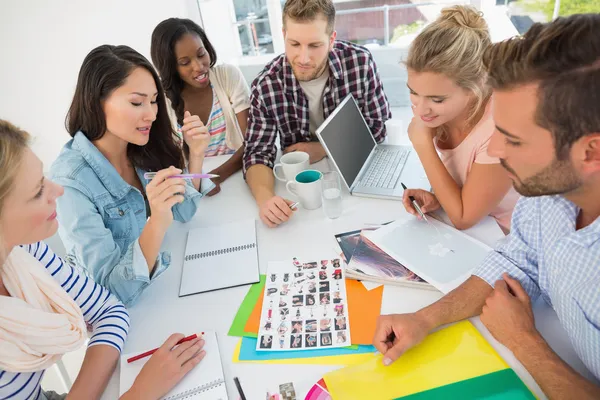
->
[293, 57, 328, 82]
[500, 157, 582, 197]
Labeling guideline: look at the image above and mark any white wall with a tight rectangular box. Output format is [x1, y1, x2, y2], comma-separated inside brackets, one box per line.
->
[198, 0, 242, 63]
[0, 0, 202, 169]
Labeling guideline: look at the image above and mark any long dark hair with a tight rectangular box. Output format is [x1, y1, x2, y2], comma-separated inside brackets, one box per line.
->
[66, 45, 184, 171]
[150, 18, 217, 125]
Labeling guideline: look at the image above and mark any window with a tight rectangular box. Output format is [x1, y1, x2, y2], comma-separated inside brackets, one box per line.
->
[227, 0, 482, 57]
[203, 0, 522, 107]
[232, 0, 275, 56]
[205, 0, 596, 60]
[504, 0, 599, 34]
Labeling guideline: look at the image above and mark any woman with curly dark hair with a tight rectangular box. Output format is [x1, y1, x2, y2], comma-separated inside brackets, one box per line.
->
[151, 18, 251, 195]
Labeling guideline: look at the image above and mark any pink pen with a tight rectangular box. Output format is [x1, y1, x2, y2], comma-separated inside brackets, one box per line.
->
[143, 172, 219, 180]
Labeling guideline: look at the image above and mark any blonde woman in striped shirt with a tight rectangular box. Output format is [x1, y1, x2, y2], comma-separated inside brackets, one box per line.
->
[0, 120, 205, 400]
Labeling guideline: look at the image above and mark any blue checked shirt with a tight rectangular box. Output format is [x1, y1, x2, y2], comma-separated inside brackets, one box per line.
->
[474, 195, 600, 380]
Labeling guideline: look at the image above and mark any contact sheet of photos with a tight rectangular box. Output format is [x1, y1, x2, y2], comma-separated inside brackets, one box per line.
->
[256, 257, 352, 351]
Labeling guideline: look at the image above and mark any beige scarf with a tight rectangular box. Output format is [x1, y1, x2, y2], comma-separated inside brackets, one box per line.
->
[0, 246, 87, 373]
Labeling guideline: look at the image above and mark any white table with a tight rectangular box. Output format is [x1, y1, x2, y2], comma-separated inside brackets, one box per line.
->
[102, 123, 594, 400]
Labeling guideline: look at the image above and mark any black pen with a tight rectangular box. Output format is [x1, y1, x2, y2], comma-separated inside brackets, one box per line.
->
[400, 182, 429, 222]
[234, 377, 247, 400]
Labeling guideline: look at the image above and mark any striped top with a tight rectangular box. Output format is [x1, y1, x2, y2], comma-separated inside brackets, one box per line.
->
[0, 241, 130, 399]
[205, 85, 235, 157]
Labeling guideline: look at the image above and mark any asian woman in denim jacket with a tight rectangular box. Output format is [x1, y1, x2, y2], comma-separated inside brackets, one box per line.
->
[51, 45, 212, 306]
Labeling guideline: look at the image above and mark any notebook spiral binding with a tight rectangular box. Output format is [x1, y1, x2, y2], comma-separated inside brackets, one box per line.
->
[185, 243, 256, 261]
[165, 378, 225, 400]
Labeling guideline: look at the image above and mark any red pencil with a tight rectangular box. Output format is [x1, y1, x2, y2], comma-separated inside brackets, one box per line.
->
[127, 333, 203, 363]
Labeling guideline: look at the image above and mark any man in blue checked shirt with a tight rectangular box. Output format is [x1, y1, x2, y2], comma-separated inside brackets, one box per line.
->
[373, 14, 600, 399]
[243, 0, 391, 228]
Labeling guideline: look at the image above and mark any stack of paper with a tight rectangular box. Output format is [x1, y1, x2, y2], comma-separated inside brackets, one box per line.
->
[228, 268, 384, 364]
[365, 216, 492, 293]
[335, 227, 434, 290]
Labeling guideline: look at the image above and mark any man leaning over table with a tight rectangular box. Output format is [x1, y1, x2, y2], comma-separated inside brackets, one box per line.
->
[242, 0, 391, 228]
[372, 14, 600, 399]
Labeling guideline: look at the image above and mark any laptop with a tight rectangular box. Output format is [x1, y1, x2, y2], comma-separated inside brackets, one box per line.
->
[315, 94, 430, 200]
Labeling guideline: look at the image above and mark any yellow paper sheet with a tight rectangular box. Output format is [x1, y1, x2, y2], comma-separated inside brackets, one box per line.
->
[232, 339, 374, 366]
[324, 321, 509, 399]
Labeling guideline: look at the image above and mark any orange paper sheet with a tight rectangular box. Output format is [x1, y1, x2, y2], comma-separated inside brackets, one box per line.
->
[244, 287, 264, 334]
[346, 279, 384, 344]
[245, 280, 383, 345]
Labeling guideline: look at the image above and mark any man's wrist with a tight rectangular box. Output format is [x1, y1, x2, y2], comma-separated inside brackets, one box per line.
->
[511, 328, 545, 356]
[415, 308, 438, 333]
[255, 190, 275, 207]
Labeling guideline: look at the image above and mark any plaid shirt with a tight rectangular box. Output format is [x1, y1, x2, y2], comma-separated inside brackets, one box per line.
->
[243, 40, 391, 172]
[474, 195, 600, 380]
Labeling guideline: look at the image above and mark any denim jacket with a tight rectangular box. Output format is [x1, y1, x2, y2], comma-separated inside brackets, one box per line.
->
[50, 132, 212, 306]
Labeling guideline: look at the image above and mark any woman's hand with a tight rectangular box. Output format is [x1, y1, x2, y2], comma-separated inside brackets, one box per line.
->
[124, 334, 206, 400]
[407, 116, 436, 151]
[206, 169, 221, 197]
[402, 189, 441, 218]
[182, 111, 210, 157]
[146, 167, 186, 230]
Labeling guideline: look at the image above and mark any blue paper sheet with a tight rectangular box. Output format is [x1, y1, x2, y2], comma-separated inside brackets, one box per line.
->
[239, 336, 376, 361]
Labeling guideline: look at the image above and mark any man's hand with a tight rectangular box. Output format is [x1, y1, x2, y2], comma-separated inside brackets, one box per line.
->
[372, 313, 432, 366]
[259, 195, 295, 228]
[480, 273, 538, 351]
[283, 142, 327, 164]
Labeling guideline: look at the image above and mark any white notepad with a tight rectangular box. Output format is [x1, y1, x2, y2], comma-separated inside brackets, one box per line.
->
[179, 219, 260, 297]
[119, 331, 228, 400]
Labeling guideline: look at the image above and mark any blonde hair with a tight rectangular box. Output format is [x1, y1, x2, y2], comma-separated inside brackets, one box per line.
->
[283, 0, 336, 34]
[0, 120, 30, 219]
[407, 5, 491, 135]
[0, 120, 30, 264]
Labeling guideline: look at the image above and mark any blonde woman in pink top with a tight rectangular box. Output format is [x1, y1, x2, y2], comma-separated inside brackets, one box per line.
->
[402, 5, 519, 233]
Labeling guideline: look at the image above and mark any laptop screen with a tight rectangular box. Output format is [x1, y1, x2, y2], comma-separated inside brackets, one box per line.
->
[316, 95, 377, 187]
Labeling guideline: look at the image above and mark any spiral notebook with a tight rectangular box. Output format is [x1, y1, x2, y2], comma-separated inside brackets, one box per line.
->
[179, 219, 260, 297]
[119, 331, 229, 400]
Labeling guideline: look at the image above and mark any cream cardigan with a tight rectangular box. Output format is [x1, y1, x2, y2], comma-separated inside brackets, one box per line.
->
[167, 63, 251, 151]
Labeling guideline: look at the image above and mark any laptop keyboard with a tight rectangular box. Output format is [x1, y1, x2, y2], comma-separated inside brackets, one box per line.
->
[360, 147, 411, 189]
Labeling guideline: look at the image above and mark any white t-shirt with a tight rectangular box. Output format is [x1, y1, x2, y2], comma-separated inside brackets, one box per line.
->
[299, 68, 330, 138]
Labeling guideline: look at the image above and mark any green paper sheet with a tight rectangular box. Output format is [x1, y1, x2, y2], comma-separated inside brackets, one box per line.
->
[228, 274, 265, 337]
[396, 369, 535, 400]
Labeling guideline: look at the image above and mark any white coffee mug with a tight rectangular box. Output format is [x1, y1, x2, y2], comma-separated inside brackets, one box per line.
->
[273, 151, 309, 182]
[286, 170, 323, 210]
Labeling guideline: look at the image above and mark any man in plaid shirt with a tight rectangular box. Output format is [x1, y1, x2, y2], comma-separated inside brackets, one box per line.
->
[243, 0, 391, 228]
[374, 14, 600, 399]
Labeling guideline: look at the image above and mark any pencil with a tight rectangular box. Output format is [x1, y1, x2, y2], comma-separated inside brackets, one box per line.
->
[234, 377, 247, 400]
[126, 333, 202, 363]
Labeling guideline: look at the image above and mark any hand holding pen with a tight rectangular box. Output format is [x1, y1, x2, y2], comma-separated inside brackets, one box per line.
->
[400, 183, 441, 220]
[123, 333, 205, 399]
[145, 167, 189, 230]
